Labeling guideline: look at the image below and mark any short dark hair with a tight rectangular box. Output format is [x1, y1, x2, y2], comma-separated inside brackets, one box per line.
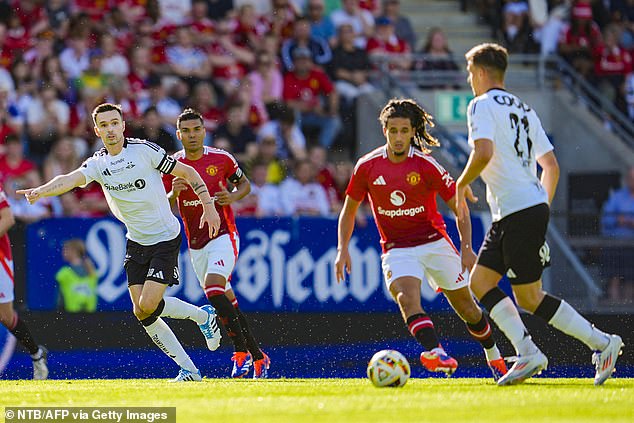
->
[177, 108, 204, 128]
[92, 103, 123, 125]
[465, 43, 508, 80]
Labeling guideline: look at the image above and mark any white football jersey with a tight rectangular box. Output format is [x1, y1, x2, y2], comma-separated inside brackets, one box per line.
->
[80, 138, 180, 245]
[467, 88, 554, 221]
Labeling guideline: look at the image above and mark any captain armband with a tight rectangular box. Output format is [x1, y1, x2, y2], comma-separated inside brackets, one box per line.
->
[227, 168, 244, 184]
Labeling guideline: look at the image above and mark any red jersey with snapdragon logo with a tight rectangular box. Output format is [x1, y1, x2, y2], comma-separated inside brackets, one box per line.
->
[164, 146, 241, 250]
[346, 145, 455, 252]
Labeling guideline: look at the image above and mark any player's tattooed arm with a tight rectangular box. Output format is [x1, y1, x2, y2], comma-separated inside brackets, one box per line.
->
[17, 169, 87, 204]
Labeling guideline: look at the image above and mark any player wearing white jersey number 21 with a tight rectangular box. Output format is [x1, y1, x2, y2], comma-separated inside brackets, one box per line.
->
[456, 43, 623, 386]
[18, 103, 222, 382]
[335, 98, 508, 380]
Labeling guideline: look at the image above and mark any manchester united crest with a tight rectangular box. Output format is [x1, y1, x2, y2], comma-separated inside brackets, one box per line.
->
[206, 165, 218, 176]
[406, 171, 421, 185]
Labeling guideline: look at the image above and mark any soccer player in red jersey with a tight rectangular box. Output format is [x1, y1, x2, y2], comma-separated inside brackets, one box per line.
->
[165, 109, 270, 379]
[0, 185, 48, 379]
[335, 98, 508, 379]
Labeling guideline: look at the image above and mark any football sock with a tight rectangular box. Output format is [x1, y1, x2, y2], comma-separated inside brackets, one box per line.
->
[8, 313, 39, 355]
[140, 317, 197, 372]
[466, 314, 501, 361]
[481, 287, 538, 356]
[406, 313, 440, 351]
[30, 347, 44, 360]
[534, 294, 609, 351]
[205, 286, 248, 352]
[235, 305, 264, 361]
[159, 297, 207, 324]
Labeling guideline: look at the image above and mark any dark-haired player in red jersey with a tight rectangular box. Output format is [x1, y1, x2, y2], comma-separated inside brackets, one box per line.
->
[0, 185, 48, 379]
[165, 108, 270, 379]
[335, 98, 508, 380]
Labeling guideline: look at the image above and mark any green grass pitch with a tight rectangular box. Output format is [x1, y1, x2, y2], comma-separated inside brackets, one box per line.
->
[2, 378, 632, 422]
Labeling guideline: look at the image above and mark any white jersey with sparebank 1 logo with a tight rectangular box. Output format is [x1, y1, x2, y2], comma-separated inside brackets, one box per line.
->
[79, 138, 180, 245]
[467, 88, 554, 222]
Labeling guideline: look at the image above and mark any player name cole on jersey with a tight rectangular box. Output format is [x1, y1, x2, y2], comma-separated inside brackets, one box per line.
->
[346, 145, 455, 252]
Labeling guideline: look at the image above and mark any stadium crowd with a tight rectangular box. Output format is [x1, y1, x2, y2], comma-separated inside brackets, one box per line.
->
[0, 0, 426, 222]
[472, 0, 634, 120]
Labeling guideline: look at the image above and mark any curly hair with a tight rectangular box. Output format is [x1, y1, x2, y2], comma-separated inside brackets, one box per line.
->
[378, 98, 440, 154]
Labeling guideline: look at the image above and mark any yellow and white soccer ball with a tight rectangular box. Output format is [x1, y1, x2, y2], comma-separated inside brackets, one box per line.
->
[367, 349, 411, 388]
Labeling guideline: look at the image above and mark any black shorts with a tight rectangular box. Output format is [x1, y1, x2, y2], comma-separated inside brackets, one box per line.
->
[123, 233, 182, 287]
[478, 203, 551, 285]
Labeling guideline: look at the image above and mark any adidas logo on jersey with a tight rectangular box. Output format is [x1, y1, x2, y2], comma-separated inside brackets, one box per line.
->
[506, 268, 517, 278]
[373, 175, 386, 185]
[213, 260, 225, 267]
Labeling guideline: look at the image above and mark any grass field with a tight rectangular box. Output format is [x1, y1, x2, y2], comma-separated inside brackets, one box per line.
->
[1, 378, 632, 423]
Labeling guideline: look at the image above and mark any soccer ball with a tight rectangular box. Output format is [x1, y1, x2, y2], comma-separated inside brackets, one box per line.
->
[367, 349, 411, 388]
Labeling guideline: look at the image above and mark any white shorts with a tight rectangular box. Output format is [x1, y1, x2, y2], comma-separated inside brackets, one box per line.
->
[0, 258, 14, 304]
[381, 237, 469, 292]
[189, 233, 239, 289]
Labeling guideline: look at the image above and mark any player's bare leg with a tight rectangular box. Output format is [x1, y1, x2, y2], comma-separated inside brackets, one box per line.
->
[443, 286, 507, 380]
[0, 302, 47, 379]
[130, 282, 201, 381]
[513, 280, 622, 385]
[390, 277, 457, 375]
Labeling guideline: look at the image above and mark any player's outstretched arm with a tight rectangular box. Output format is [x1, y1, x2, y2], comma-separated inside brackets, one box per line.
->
[17, 169, 87, 204]
[335, 196, 360, 283]
[170, 161, 221, 238]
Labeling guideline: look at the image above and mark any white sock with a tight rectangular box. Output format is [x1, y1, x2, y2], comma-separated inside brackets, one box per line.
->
[143, 318, 198, 372]
[489, 297, 538, 356]
[484, 346, 501, 361]
[548, 300, 610, 351]
[161, 297, 207, 324]
[30, 348, 43, 360]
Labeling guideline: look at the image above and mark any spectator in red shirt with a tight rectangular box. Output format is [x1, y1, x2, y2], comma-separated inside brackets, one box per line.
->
[0, 134, 40, 189]
[366, 16, 411, 71]
[207, 17, 254, 98]
[594, 25, 632, 107]
[558, 1, 603, 79]
[188, 0, 216, 46]
[283, 47, 341, 148]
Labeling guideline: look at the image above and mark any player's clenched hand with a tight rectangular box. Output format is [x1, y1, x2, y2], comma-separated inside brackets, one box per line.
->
[215, 181, 233, 206]
[16, 188, 41, 204]
[201, 203, 221, 238]
[171, 177, 189, 197]
[334, 248, 352, 283]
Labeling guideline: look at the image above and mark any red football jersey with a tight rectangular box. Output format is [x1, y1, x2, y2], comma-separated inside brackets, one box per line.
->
[346, 146, 455, 252]
[282, 69, 334, 108]
[165, 147, 241, 250]
[0, 187, 12, 261]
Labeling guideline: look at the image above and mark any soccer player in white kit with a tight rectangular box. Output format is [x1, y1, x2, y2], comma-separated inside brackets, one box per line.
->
[335, 98, 508, 380]
[456, 43, 623, 386]
[18, 103, 222, 382]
